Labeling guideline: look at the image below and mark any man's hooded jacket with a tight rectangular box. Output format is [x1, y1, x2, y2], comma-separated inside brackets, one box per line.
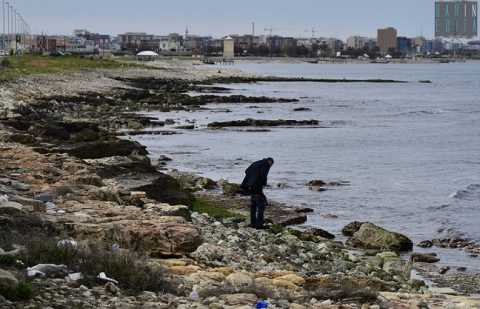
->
[241, 158, 272, 195]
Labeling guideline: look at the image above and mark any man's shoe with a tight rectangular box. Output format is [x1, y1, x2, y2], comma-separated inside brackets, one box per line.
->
[255, 225, 269, 230]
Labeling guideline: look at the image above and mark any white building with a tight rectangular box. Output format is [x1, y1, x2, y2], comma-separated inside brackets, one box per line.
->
[159, 33, 183, 52]
[223, 36, 234, 59]
[346, 36, 369, 49]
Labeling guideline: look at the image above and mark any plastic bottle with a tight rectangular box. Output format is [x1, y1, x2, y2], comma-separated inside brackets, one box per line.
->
[256, 300, 269, 308]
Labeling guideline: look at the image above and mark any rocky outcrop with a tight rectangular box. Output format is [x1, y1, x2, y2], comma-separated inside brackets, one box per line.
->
[342, 221, 365, 236]
[208, 118, 320, 128]
[57, 139, 148, 160]
[106, 219, 202, 258]
[131, 173, 194, 206]
[346, 223, 413, 252]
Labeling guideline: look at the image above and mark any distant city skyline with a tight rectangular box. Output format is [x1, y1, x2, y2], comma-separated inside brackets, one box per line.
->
[9, 0, 478, 39]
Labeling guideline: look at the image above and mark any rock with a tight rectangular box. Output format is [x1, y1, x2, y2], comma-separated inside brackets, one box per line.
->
[342, 221, 365, 236]
[132, 173, 194, 206]
[225, 272, 254, 293]
[0, 269, 18, 292]
[417, 240, 433, 248]
[439, 266, 450, 274]
[109, 220, 202, 257]
[293, 107, 312, 112]
[220, 181, 242, 197]
[74, 175, 104, 187]
[304, 227, 335, 240]
[175, 125, 195, 130]
[9, 196, 45, 212]
[347, 223, 413, 252]
[221, 293, 257, 306]
[144, 203, 190, 219]
[410, 253, 440, 263]
[208, 118, 319, 128]
[169, 265, 201, 275]
[191, 243, 230, 266]
[307, 180, 327, 187]
[0, 201, 24, 211]
[273, 274, 305, 287]
[105, 282, 119, 295]
[60, 139, 148, 160]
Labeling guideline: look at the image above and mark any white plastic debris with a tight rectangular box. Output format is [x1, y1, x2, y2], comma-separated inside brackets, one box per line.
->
[0, 195, 9, 203]
[66, 272, 83, 282]
[97, 272, 119, 285]
[27, 264, 68, 278]
[111, 243, 120, 252]
[189, 285, 200, 301]
[46, 202, 57, 210]
[57, 239, 78, 249]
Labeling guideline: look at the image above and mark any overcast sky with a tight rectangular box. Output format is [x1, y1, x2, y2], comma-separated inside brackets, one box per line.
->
[8, 0, 439, 39]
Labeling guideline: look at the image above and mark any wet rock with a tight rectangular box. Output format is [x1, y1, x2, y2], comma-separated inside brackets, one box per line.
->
[410, 253, 440, 263]
[289, 227, 335, 241]
[307, 180, 350, 192]
[347, 223, 413, 252]
[175, 125, 195, 130]
[417, 240, 433, 248]
[439, 266, 450, 274]
[59, 139, 148, 160]
[220, 181, 243, 197]
[132, 173, 194, 206]
[208, 118, 319, 128]
[293, 107, 312, 112]
[342, 221, 366, 237]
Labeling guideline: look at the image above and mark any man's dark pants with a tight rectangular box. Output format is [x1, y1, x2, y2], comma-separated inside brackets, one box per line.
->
[250, 194, 266, 228]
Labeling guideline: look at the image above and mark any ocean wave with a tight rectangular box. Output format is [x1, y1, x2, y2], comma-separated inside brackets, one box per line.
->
[449, 184, 480, 201]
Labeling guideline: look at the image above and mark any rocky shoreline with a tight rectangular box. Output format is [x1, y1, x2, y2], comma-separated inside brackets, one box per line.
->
[0, 63, 479, 308]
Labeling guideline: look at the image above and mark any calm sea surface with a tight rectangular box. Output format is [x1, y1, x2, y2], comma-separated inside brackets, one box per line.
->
[134, 62, 480, 270]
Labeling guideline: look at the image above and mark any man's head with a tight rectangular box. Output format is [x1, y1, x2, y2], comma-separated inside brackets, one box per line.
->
[266, 157, 274, 166]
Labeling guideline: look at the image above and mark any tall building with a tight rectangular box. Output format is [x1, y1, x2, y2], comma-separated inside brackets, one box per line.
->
[346, 36, 368, 49]
[377, 27, 398, 54]
[223, 36, 234, 59]
[435, 0, 478, 38]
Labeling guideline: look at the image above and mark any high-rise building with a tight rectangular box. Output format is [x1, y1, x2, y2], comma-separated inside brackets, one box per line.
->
[377, 27, 398, 54]
[346, 36, 368, 49]
[435, 0, 478, 38]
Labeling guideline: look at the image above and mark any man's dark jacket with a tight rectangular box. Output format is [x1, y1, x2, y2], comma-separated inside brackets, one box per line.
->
[241, 159, 271, 195]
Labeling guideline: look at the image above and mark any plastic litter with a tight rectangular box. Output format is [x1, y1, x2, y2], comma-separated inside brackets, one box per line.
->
[0, 195, 9, 203]
[111, 243, 120, 252]
[256, 300, 269, 309]
[46, 202, 57, 210]
[189, 287, 199, 301]
[57, 239, 78, 249]
[66, 272, 83, 282]
[97, 272, 119, 285]
[27, 264, 68, 278]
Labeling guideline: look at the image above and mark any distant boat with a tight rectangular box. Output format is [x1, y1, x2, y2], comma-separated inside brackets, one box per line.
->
[438, 59, 450, 63]
[305, 59, 319, 64]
